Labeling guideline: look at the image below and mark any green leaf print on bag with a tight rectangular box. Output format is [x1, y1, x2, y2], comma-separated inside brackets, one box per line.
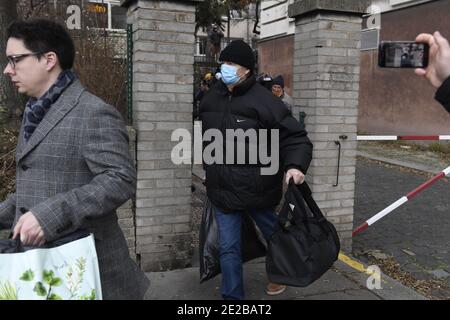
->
[43, 270, 62, 287]
[0, 281, 18, 300]
[80, 289, 96, 300]
[33, 282, 47, 297]
[48, 293, 62, 300]
[20, 269, 35, 281]
[17, 257, 96, 300]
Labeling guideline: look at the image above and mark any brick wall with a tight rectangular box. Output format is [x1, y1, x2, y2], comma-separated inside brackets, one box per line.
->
[127, 0, 196, 271]
[292, 12, 363, 250]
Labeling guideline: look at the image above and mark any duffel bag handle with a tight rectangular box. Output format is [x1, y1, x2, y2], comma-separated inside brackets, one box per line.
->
[278, 180, 310, 229]
[288, 180, 326, 222]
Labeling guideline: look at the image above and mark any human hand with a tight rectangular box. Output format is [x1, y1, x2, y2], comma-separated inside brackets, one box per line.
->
[12, 211, 45, 246]
[285, 168, 305, 185]
[415, 31, 450, 88]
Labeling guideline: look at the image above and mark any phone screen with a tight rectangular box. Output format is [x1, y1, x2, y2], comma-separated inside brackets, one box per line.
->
[378, 42, 429, 68]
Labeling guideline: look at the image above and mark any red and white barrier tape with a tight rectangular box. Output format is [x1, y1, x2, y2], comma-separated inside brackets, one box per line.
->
[352, 166, 450, 237]
[357, 135, 450, 141]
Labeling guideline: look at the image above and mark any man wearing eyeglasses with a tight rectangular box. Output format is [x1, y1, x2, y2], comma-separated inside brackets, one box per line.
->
[0, 19, 149, 300]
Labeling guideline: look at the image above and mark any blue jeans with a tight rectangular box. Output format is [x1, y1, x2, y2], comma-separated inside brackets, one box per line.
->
[214, 206, 278, 300]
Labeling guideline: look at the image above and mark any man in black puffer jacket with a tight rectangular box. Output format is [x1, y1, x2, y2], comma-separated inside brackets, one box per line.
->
[415, 31, 450, 113]
[199, 40, 313, 300]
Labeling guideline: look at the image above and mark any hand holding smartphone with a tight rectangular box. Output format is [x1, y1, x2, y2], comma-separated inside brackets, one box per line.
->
[378, 41, 429, 68]
[415, 32, 450, 88]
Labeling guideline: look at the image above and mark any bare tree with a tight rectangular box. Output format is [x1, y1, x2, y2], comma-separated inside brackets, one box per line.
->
[2, 0, 128, 122]
[0, 0, 19, 125]
[18, 0, 48, 19]
[0, 1, 19, 220]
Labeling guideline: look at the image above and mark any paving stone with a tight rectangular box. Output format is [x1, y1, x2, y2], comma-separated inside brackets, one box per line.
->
[428, 269, 450, 279]
[354, 157, 450, 298]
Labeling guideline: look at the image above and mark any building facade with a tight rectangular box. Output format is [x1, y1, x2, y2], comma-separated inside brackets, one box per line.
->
[359, 0, 450, 135]
[259, 0, 450, 135]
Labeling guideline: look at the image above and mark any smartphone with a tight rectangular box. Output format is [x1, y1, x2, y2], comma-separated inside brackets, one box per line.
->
[378, 41, 429, 68]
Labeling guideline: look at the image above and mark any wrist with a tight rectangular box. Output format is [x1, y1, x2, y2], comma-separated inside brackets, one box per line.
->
[285, 165, 303, 173]
[435, 76, 450, 109]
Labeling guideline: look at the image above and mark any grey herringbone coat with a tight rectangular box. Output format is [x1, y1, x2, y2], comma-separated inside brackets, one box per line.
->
[0, 80, 149, 299]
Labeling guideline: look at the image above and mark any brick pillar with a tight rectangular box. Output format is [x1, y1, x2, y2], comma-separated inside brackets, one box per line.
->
[122, 0, 201, 271]
[289, 0, 370, 250]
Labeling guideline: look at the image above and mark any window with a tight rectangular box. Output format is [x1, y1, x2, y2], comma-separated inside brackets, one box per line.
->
[86, 2, 108, 29]
[111, 5, 127, 30]
[195, 37, 208, 56]
[87, 0, 127, 31]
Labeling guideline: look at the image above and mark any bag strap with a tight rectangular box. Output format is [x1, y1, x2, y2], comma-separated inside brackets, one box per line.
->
[278, 180, 332, 236]
[14, 236, 25, 253]
[289, 180, 326, 222]
[278, 180, 309, 229]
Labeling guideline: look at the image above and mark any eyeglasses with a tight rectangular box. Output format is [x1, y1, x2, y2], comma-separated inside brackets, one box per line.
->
[6, 52, 42, 69]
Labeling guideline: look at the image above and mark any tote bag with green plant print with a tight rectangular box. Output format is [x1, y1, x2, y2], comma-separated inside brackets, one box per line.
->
[0, 234, 102, 300]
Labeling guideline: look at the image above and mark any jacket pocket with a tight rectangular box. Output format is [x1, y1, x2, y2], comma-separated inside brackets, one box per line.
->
[227, 166, 262, 195]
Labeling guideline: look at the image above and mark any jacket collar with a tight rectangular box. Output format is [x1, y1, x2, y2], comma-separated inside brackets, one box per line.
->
[17, 79, 86, 162]
[218, 74, 256, 97]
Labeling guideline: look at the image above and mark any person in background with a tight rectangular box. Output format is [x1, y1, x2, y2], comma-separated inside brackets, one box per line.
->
[271, 75, 294, 113]
[194, 73, 212, 120]
[256, 72, 273, 91]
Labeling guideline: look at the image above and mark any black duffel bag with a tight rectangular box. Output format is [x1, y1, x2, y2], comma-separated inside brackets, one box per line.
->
[266, 180, 340, 287]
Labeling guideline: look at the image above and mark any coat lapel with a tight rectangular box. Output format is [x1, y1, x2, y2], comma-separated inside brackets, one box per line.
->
[17, 80, 86, 162]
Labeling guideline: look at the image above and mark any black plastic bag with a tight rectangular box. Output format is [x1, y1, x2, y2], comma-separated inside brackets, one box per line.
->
[266, 181, 340, 287]
[199, 198, 266, 283]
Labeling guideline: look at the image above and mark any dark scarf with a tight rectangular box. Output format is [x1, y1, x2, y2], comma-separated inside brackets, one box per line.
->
[23, 70, 75, 142]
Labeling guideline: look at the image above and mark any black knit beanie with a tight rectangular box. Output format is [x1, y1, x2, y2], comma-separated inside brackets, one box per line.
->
[219, 40, 255, 70]
[272, 75, 285, 88]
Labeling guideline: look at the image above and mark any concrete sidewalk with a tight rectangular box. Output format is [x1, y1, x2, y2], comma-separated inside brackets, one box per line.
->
[357, 141, 449, 175]
[144, 255, 426, 300]
[142, 141, 449, 300]
[145, 161, 430, 300]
